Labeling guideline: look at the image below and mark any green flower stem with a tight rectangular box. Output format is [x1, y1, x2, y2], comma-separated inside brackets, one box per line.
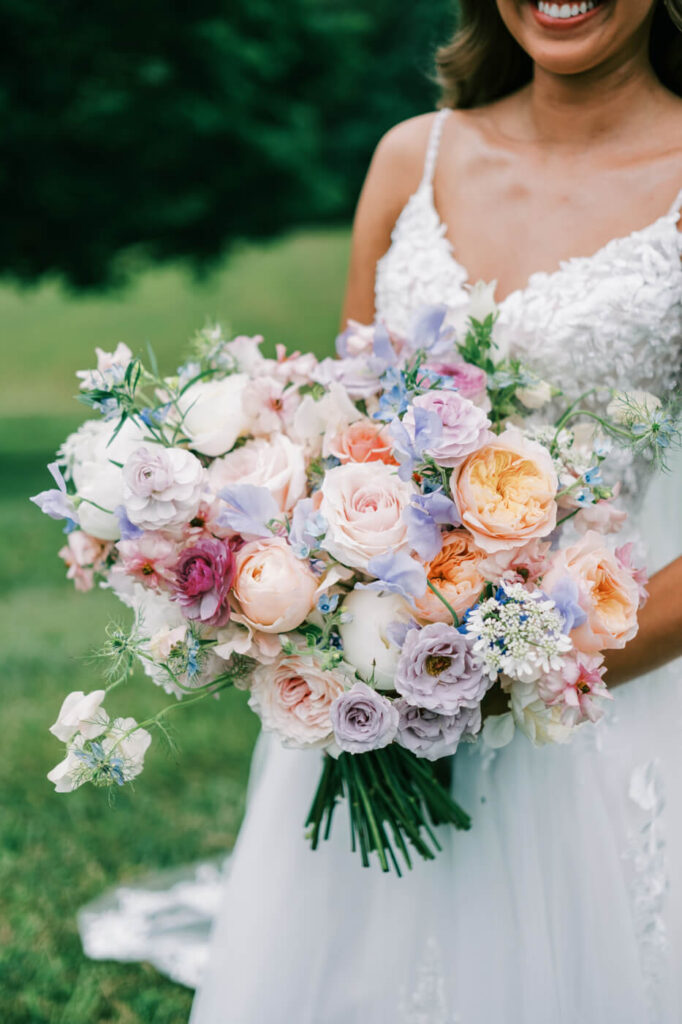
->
[107, 679, 234, 755]
[426, 581, 460, 627]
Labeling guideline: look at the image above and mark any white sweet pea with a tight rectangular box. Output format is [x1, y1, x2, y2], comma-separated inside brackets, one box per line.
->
[338, 589, 413, 690]
[176, 374, 252, 456]
[47, 738, 88, 793]
[292, 382, 361, 456]
[481, 711, 515, 750]
[49, 690, 109, 742]
[102, 717, 152, 780]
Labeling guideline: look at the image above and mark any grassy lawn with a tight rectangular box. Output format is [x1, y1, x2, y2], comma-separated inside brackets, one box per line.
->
[0, 228, 349, 1023]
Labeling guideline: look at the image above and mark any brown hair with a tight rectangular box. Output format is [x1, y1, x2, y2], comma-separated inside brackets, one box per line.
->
[436, 0, 682, 108]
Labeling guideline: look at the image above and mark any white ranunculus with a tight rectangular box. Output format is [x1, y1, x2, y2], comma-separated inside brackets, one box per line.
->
[49, 690, 108, 742]
[606, 389, 661, 426]
[516, 378, 553, 411]
[207, 434, 307, 512]
[176, 374, 251, 456]
[339, 589, 413, 690]
[123, 445, 205, 530]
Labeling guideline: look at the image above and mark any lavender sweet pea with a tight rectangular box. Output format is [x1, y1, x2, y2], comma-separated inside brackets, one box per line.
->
[394, 622, 488, 715]
[330, 681, 399, 754]
[395, 700, 482, 761]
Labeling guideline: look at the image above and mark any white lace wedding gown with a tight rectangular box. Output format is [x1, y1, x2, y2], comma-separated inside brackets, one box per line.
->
[80, 109, 682, 1024]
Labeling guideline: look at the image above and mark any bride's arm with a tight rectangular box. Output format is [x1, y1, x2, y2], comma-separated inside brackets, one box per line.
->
[340, 114, 437, 326]
[606, 555, 682, 685]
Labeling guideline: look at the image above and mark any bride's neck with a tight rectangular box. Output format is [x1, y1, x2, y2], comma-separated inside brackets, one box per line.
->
[522, 50, 662, 145]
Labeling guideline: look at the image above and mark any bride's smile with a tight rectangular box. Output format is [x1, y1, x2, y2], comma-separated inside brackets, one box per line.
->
[530, 0, 609, 26]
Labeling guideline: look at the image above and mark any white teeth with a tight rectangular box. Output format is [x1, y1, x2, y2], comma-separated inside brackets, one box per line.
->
[537, 0, 596, 16]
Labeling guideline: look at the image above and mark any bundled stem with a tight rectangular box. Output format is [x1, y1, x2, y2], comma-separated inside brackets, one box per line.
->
[305, 747, 471, 876]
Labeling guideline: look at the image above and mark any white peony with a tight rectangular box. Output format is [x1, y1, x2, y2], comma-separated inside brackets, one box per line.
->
[49, 690, 108, 742]
[123, 445, 205, 530]
[338, 589, 414, 690]
[207, 434, 307, 512]
[176, 374, 252, 456]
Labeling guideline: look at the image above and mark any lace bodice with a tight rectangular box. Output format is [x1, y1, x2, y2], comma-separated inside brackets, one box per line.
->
[375, 109, 682, 407]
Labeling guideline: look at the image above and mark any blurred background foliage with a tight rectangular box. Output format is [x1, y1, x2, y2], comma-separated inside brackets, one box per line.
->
[1, 1, 457, 1020]
[0, 0, 455, 289]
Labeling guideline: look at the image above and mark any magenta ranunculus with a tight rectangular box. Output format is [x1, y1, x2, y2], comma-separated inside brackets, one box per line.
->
[394, 622, 488, 715]
[173, 538, 235, 627]
[403, 390, 490, 468]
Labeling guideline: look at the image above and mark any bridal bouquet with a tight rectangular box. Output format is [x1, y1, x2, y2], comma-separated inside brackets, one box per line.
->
[34, 287, 677, 873]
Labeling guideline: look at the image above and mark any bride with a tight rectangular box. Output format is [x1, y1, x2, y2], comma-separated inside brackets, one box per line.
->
[82, 1, 682, 1021]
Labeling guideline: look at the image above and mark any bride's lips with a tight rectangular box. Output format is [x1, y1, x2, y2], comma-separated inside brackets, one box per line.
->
[529, 0, 611, 29]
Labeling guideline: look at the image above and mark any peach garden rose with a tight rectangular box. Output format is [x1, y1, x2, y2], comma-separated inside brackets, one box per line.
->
[452, 427, 558, 554]
[542, 530, 640, 653]
[248, 655, 351, 748]
[233, 537, 318, 633]
[415, 530, 486, 623]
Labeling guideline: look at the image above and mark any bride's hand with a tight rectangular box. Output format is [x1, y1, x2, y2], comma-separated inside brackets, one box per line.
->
[604, 555, 682, 686]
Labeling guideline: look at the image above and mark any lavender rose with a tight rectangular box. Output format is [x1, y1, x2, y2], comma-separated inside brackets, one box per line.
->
[394, 622, 488, 715]
[395, 700, 481, 761]
[173, 538, 235, 627]
[330, 681, 399, 753]
[403, 391, 490, 468]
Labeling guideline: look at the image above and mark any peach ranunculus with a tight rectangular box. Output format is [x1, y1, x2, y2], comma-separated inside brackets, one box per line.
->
[415, 530, 486, 622]
[233, 537, 317, 633]
[452, 427, 558, 554]
[319, 462, 415, 570]
[248, 654, 351, 748]
[543, 531, 640, 653]
[325, 418, 397, 466]
[207, 434, 307, 513]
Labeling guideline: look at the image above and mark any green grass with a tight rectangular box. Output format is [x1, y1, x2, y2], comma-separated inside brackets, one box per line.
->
[0, 227, 350, 1023]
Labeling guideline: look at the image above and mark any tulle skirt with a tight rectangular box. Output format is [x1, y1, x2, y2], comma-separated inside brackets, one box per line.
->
[188, 454, 682, 1024]
[80, 456, 682, 1024]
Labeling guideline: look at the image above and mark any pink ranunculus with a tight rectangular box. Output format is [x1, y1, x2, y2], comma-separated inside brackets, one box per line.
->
[207, 434, 307, 513]
[233, 537, 317, 632]
[325, 418, 397, 466]
[575, 500, 627, 536]
[537, 651, 610, 726]
[452, 427, 558, 553]
[543, 531, 640, 653]
[117, 532, 179, 590]
[478, 538, 552, 585]
[59, 531, 113, 592]
[615, 542, 650, 607]
[248, 654, 351, 748]
[123, 446, 204, 530]
[319, 461, 415, 570]
[173, 538, 235, 627]
[426, 359, 489, 408]
[404, 390, 491, 468]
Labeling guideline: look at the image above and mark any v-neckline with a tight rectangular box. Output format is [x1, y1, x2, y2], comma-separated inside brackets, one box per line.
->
[421, 184, 682, 307]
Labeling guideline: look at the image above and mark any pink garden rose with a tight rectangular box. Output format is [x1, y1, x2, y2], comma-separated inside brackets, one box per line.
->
[173, 537, 235, 627]
[319, 462, 415, 570]
[325, 419, 397, 466]
[543, 531, 640, 653]
[207, 434, 307, 513]
[404, 390, 490, 468]
[233, 537, 317, 632]
[575, 500, 627, 536]
[248, 654, 350, 748]
[478, 538, 552, 585]
[117, 532, 178, 590]
[59, 531, 112, 592]
[452, 427, 558, 553]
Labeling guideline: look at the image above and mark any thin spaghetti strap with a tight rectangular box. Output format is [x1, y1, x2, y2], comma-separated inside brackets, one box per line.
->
[420, 108, 451, 189]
